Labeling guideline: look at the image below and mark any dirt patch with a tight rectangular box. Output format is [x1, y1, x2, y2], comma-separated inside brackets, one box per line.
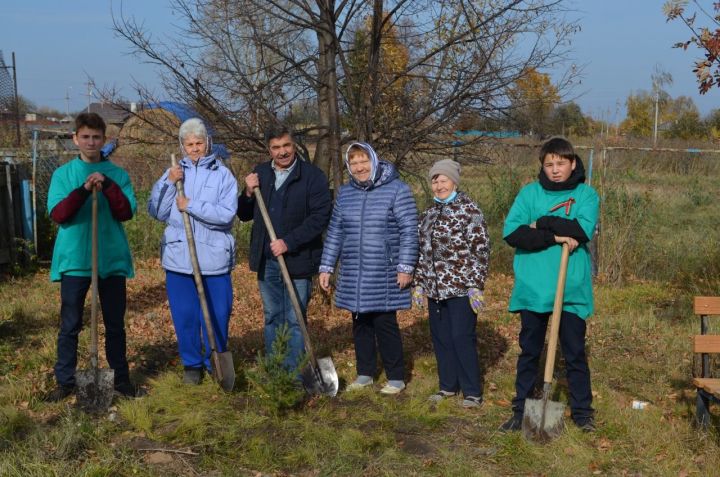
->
[395, 432, 435, 456]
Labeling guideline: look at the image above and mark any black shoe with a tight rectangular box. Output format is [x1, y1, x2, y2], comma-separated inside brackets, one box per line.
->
[574, 417, 596, 433]
[183, 367, 203, 385]
[114, 380, 146, 398]
[499, 414, 523, 432]
[44, 384, 75, 402]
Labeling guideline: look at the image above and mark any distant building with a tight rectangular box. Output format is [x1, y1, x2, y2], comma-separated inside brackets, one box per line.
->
[87, 102, 131, 128]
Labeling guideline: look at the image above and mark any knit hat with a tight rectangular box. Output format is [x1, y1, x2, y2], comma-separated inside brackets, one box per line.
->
[429, 159, 461, 185]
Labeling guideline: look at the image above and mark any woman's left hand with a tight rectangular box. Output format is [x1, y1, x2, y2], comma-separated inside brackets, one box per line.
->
[468, 288, 484, 314]
[397, 272, 413, 289]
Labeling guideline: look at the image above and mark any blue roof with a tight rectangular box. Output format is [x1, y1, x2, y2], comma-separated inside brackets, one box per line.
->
[145, 101, 230, 159]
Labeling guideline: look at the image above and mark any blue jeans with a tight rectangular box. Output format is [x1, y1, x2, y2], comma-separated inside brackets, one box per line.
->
[257, 258, 311, 371]
[166, 271, 233, 371]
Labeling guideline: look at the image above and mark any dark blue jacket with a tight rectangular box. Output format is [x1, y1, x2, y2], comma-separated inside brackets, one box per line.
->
[320, 152, 418, 313]
[237, 158, 332, 278]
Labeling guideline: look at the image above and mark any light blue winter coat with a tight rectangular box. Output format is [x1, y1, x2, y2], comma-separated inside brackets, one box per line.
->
[148, 154, 238, 275]
[320, 143, 419, 313]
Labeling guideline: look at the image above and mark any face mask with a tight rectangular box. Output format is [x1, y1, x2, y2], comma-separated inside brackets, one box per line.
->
[433, 190, 458, 204]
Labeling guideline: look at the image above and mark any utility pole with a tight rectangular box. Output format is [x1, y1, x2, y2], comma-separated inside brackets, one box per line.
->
[651, 65, 672, 149]
[12, 53, 20, 147]
[653, 91, 659, 148]
[65, 87, 71, 117]
[86, 80, 94, 113]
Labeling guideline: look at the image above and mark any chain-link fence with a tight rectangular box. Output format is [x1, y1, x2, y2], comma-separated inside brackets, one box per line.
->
[31, 129, 76, 259]
[0, 50, 20, 148]
[0, 51, 14, 112]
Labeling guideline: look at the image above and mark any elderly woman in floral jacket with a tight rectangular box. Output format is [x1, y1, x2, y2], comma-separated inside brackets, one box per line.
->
[413, 159, 490, 408]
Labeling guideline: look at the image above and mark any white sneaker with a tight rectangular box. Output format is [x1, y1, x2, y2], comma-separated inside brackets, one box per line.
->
[379, 381, 406, 395]
[346, 377, 374, 391]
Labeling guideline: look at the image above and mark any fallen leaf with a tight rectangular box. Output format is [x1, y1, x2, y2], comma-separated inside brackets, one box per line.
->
[597, 437, 612, 452]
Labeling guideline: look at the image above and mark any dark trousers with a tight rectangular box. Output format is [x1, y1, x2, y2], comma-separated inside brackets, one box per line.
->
[428, 296, 482, 398]
[512, 309, 594, 422]
[54, 275, 129, 387]
[352, 311, 405, 381]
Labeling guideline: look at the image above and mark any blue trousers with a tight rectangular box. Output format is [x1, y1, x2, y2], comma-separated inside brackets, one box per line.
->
[166, 271, 233, 371]
[257, 258, 311, 371]
[428, 296, 481, 398]
[512, 309, 594, 422]
[55, 275, 129, 386]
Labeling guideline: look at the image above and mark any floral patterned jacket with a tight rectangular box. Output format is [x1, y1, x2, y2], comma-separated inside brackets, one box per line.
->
[414, 192, 490, 301]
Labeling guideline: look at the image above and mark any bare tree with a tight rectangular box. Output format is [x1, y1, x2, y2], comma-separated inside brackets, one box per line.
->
[107, 0, 577, 187]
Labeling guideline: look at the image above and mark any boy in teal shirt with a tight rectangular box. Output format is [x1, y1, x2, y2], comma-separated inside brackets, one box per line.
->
[500, 137, 599, 432]
[45, 113, 140, 401]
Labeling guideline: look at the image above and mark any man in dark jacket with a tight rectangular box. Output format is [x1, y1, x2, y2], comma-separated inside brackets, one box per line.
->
[237, 125, 332, 372]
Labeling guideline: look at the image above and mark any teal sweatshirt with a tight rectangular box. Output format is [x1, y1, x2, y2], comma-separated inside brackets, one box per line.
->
[47, 157, 136, 281]
[502, 181, 599, 319]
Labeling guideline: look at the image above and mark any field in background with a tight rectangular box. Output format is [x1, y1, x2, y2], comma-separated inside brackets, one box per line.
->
[1, 147, 720, 475]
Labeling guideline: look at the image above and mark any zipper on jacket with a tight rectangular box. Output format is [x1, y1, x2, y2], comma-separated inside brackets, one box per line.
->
[355, 190, 368, 308]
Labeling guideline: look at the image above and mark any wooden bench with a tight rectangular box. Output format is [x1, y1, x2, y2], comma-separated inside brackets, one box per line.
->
[693, 296, 720, 428]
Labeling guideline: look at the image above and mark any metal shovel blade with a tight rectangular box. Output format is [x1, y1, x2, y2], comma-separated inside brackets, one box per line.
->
[522, 396, 566, 443]
[76, 368, 114, 412]
[301, 357, 339, 397]
[211, 350, 236, 392]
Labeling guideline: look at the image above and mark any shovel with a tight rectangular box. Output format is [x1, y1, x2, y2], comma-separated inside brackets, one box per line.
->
[522, 242, 570, 443]
[252, 188, 339, 397]
[171, 154, 235, 392]
[76, 188, 115, 412]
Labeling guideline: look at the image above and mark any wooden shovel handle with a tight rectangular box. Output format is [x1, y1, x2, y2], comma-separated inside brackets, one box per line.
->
[90, 188, 99, 369]
[252, 187, 319, 368]
[543, 243, 570, 384]
[171, 154, 223, 380]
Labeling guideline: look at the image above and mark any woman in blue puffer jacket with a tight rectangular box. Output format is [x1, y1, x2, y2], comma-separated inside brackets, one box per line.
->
[148, 118, 238, 385]
[319, 142, 418, 395]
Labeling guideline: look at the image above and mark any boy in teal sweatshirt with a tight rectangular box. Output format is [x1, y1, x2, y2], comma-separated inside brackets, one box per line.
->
[500, 137, 599, 432]
[45, 113, 140, 401]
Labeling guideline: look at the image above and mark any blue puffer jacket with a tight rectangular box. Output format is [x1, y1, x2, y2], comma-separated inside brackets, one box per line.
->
[148, 154, 238, 275]
[320, 143, 419, 313]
